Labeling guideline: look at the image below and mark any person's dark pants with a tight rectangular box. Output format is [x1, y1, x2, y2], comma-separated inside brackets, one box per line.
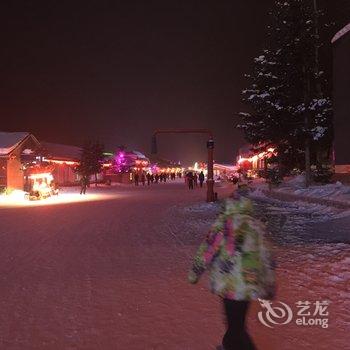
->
[80, 186, 87, 195]
[222, 299, 256, 350]
[200, 181, 203, 188]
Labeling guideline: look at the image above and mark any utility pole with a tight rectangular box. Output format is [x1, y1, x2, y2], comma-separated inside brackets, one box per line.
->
[313, 0, 322, 96]
[304, 65, 312, 188]
[304, 0, 321, 188]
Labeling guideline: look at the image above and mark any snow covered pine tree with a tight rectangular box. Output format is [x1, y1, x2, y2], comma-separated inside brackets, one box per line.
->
[238, 0, 333, 181]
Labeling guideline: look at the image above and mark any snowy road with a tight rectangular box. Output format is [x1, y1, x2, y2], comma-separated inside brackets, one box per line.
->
[0, 182, 349, 349]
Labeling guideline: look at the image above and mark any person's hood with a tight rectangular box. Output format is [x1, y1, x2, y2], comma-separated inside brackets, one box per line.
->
[224, 198, 254, 216]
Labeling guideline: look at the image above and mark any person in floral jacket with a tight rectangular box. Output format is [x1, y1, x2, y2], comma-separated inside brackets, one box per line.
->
[188, 197, 275, 350]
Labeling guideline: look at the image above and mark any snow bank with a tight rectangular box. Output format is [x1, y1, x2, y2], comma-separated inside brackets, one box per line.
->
[250, 175, 350, 209]
[280, 178, 350, 206]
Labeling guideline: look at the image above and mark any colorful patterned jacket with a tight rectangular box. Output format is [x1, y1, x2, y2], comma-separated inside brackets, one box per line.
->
[188, 198, 276, 300]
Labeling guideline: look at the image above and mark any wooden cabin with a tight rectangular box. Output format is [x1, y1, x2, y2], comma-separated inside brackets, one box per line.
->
[0, 132, 40, 190]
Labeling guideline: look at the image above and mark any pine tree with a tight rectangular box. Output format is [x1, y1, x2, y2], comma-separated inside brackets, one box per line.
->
[239, 50, 284, 148]
[76, 141, 105, 186]
[239, 46, 298, 168]
[239, 0, 333, 184]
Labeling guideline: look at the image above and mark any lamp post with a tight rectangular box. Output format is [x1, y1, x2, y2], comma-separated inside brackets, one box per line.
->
[206, 138, 215, 202]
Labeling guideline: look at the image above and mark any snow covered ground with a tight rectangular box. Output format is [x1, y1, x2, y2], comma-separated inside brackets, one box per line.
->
[174, 193, 350, 350]
[0, 188, 123, 208]
[0, 180, 349, 349]
[283, 175, 350, 202]
[252, 175, 350, 206]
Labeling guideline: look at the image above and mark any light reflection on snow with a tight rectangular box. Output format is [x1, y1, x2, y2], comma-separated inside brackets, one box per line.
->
[0, 191, 120, 208]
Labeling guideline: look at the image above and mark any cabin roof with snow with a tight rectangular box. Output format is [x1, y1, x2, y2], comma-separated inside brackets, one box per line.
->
[0, 132, 39, 156]
[131, 151, 148, 159]
[237, 144, 253, 158]
[332, 23, 350, 44]
[41, 142, 82, 161]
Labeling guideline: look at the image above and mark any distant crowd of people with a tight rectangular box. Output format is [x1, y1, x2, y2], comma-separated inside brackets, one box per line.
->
[133, 170, 207, 190]
[133, 172, 182, 186]
[185, 171, 205, 190]
[80, 170, 207, 193]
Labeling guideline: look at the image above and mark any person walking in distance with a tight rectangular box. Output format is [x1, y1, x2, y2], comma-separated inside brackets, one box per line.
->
[186, 172, 194, 190]
[188, 197, 276, 350]
[146, 173, 151, 186]
[134, 173, 139, 186]
[141, 173, 146, 186]
[80, 175, 89, 195]
[199, 171, 205, 188]
[193, 172, 198, 187]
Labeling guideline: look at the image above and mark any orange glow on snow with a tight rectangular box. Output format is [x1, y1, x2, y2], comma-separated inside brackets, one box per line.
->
[0, 191, 121, 208]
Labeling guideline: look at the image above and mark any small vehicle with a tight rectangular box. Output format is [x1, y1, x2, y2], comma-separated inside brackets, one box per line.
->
[25, 175, 59, 201]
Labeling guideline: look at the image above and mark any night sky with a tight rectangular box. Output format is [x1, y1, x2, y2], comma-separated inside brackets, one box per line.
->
[0, 1, 341, 164]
